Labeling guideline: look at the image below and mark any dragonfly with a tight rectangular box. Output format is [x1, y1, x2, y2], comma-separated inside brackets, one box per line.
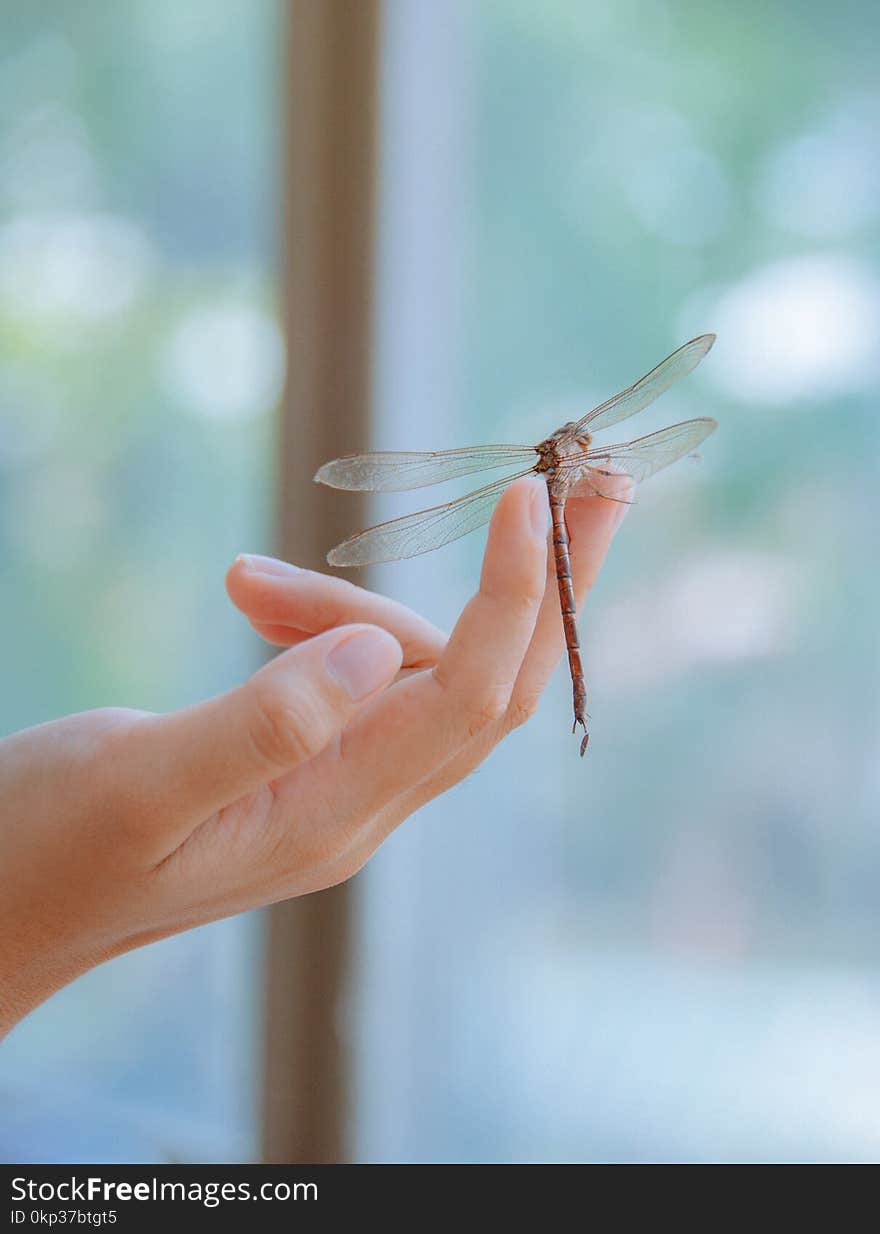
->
[316, 334, 717, 756]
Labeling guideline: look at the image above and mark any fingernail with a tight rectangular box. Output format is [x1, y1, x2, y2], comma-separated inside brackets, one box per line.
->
[326, 628, 402, 700]
[236, 554, 303, 577]
[529, 481, 549, 538]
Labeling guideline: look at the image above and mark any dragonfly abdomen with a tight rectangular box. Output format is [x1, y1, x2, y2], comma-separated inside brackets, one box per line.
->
[548, 488, 589, 756]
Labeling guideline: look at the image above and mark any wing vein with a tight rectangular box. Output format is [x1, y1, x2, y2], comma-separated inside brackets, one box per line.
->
[562, 334, 716, 439]
[326, 467, 537, 566]
[315, 445, 536, 492]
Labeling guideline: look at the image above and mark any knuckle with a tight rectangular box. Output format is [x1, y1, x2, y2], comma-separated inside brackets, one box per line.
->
[464, 687, 510, 739]
[482, 584, 544, 619]
[89, 705, 144, 729]
[79, 716, 165, 853]
[507, 691, 541, 731]
[250, 684, 328, 768]
[80, 708, 151, 762]
[431, 668, 512, 741]
[518, 582, 547, 613]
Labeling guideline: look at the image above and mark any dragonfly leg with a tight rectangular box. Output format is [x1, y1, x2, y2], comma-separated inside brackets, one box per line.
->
[580, 470, 636, 506]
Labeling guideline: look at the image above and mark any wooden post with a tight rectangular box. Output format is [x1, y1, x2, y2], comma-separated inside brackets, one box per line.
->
[263, 0, 381, 1164]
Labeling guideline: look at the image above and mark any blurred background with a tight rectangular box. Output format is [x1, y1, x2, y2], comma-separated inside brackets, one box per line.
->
[1, 0, 878, 1164]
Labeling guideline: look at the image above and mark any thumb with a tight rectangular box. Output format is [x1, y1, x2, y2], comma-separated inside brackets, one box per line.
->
[139, 624, 402, 832]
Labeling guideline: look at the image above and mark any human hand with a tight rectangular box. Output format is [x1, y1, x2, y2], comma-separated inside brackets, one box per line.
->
[0, 478, 624, 1035]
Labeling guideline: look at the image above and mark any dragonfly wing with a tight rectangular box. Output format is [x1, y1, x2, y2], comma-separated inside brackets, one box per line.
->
[576, 418, 717, 497]
[327, 468, 535, 566]
[567, 469, 636, 503]
[564, 334, 715, 439]
[315, 445, 536, 492]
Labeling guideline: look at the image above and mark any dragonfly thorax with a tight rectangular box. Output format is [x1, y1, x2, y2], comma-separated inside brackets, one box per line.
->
[535, 427, 593, 496]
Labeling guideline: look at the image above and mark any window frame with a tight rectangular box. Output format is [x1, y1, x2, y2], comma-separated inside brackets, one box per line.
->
[262, 0, 382, 1165]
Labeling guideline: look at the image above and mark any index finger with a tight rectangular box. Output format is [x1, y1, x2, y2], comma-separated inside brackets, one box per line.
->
[226, 556, 447, 668]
